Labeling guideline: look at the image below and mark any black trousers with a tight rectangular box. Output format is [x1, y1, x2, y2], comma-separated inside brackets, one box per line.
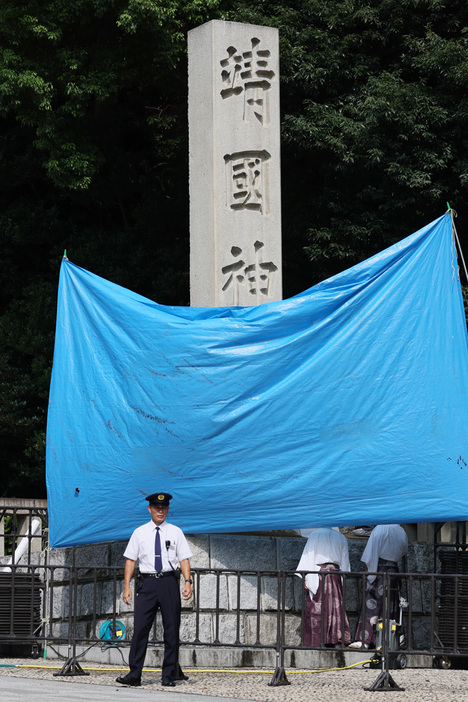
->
[129, 574, 181, 679]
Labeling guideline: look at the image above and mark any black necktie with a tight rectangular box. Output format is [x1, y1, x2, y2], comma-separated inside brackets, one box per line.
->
[155, 527, 162, 573]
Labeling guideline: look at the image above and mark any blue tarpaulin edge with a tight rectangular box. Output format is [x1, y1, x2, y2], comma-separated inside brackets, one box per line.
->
[46, 213, 468, 547]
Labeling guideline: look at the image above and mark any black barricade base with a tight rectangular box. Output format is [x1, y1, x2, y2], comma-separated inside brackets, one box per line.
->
[53, 657, 89, 677]
[364, 671, 405, 692]
[268, 667, 290, 686]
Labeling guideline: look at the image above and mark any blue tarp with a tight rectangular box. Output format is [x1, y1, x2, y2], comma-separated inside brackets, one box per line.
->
[46, 213, 468, 548]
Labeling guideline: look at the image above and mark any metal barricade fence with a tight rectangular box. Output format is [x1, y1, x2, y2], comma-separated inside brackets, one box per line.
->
[1, 506, 468, 689]
[1, 564, 468, 671]
[0, 505, 47, 567]
[2, 560, 468, 690]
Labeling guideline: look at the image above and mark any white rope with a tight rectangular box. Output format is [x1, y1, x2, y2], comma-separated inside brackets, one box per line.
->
[450, 209, 468, 283]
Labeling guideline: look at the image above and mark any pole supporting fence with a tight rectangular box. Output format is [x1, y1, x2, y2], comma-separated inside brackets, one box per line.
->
[364, 572, 404, 692]
[269, 570, 290, 686]
[54, 565, 89, 677]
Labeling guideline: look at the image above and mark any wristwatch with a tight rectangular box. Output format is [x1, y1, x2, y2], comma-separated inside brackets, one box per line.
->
[185, 578, 193, 584]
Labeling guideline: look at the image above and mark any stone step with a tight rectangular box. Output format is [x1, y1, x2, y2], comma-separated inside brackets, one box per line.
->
[46, 644, 432, 670]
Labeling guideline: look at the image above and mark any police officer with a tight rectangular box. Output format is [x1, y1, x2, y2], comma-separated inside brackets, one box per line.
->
[116, 492, 193, 687]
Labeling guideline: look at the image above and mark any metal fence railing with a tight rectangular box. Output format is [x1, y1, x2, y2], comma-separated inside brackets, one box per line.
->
[1, 506, 467, 691]
[0, 505, 47, 564]
[1, 560, 468, 689]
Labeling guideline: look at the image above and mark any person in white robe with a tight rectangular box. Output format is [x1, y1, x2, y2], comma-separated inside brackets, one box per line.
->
[350, 524, 408, 648]
[296, 527, 351, 647]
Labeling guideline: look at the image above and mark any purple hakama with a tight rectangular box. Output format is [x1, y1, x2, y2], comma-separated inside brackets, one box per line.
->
[303, 562, 351, 647]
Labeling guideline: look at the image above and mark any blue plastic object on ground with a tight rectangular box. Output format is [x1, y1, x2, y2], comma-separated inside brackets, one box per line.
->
[99, 620, 126, 644]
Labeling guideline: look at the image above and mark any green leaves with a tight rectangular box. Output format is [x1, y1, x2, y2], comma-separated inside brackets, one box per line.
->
[0, 0, 222, 494]
[0, 0, 222, 190]
[233, 0, 468, 282]
[2, 0, 468, 495]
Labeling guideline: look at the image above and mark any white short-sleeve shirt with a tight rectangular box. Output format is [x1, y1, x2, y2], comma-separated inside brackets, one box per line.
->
[124, 520, 193, 574]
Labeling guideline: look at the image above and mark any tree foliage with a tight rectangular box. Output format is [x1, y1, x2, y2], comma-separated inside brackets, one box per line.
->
[1, 0, 468, 496]
[226, 0, 468, 278]
[0, 0, 221, 495]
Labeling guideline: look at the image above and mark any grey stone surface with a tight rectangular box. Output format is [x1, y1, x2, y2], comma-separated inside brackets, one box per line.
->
[198, 573, 229, 610]
[180, 612, 212, 644]
[73, 619, 90, 640]
[216, 614, 246, 645]
[188, 535, 211, 569]
[261, 574, 295, 611]
[292, 574, 306, 611]
[408, 541, 434, 573]
[141, 646, 164, 668]
[343, 573, 365, 612]
[210, 535, 277, 571]
[110, 539, 127, 566]
[410, 617, 432, 650]
[277, 537, 305, 571]
[80, 582, 99, 617]
[29, 533, 460, 663]
[15, 551, 42, 567]
[74, 543, 110, 571]
[226, 574, 258, 611]
[47, 547, 72, 568]
[188, 20, 282, 307]
[101, 579, 128, 616]
[244, 611, 301, 647]
[48, 621, 69, 639]
[47, 555, 73, 582]
[0, 673, 252, 702]
[50, 584, 70, 620]
[348, 540, 367, 572]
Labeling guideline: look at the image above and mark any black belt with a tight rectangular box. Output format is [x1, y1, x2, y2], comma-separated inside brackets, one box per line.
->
[378, 558, 398, 567]
[141, 570, 178, 579]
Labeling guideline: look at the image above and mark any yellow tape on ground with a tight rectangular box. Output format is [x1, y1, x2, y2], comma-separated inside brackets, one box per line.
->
[16, 660, 372, 674]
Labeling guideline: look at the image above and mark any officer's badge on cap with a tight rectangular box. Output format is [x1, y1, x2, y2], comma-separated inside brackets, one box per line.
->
[146, 492, 172, 506]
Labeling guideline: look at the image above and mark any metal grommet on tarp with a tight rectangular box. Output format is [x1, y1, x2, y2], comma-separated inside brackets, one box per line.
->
[99, 620, 126, 644]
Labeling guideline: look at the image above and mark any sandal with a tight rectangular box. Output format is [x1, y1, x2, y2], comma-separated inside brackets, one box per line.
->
[348, 641, 368, 649]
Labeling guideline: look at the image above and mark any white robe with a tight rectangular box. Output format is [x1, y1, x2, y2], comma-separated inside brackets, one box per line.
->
[361, 524, 408, 584]
[296, 527, 350, 597]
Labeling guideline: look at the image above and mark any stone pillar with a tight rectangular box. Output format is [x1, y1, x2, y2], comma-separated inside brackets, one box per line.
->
[188, 20, 282, 307]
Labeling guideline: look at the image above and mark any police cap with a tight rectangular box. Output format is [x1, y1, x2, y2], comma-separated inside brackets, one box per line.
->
[146, 492, 172, 507]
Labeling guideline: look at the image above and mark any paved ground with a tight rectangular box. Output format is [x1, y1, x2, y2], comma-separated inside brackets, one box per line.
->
[1, 658, 468, 702]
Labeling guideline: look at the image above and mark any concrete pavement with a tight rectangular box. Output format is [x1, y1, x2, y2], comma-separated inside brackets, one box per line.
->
[1, 657, 468, 702]
[0, 675, 250, 702]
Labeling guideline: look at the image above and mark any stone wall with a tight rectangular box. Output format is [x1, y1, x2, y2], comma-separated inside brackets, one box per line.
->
[5, 531, 437, 665]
